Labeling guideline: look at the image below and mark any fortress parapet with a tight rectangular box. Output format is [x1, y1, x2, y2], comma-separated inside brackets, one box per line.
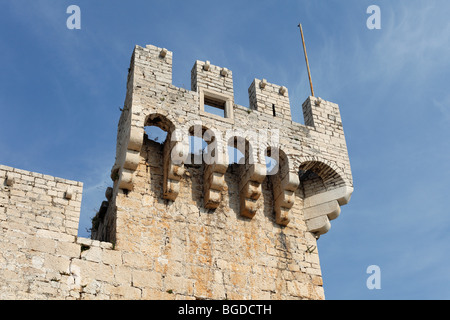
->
[102, 44, 353, 241]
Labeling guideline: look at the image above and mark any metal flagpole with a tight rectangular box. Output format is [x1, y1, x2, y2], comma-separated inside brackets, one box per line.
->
[298, 23, 315, 97]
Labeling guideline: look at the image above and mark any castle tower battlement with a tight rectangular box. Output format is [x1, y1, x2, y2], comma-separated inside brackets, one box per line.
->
[91, 44, 354, 299]
[101, 44, 353, 237]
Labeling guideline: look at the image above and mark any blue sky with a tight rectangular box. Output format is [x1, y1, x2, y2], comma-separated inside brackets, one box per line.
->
[1, 0, 449, 299]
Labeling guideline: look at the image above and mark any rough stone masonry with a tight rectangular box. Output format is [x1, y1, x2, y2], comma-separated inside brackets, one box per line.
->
[0, 44, 353, 299]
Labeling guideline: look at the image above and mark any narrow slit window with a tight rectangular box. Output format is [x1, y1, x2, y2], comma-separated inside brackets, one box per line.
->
[272, 104, 276, 117]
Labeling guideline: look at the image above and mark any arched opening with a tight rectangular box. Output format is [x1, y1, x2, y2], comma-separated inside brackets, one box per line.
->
[265, 154, 278, 175]
[145, 126, 167, 145]
[298, 160, 345, 198]
[298, 160, 349, 235]
[225, 136, 253, 188]
[265, 147, 294, 225]
[228, 145, 244, 164]
[189, 135, 207, 163]
[143, 114, 176, 198]
[144, 113, 174, 144]
[186, 125, 212, 166]
[265, 147, 289, 177]
[186, 124, 228, 208]
[227, 136, 252, 166]
[225, 136, 264, 218]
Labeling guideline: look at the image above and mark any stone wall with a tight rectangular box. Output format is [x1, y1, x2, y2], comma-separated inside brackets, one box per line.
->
[0, 165, 86, 299]
[0, 163, 323, 299]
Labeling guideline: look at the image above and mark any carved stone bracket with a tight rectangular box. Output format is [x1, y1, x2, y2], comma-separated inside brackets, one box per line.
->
[272, 172, 300, 226]
[118, 126, 144, 190]
[163, 140, 185, 201]
[303, 186, 353, 235]
[203, 163, 227, 209]
[239, 163, 266, 218]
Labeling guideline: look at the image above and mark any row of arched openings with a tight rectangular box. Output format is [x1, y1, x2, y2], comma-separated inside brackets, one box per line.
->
[143, 113, 344, 207]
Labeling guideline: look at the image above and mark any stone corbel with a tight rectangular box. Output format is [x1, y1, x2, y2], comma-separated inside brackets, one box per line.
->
[272, 172, 300, 226]
[203, 163, 227, 209]
[118, 126, 144, 190]
[119, 168, 134, 190]
[239, 163, 266, 218]
[303, 186, 353, 236]
[162, 140, 185, 201]
[203, 144, 228, 209]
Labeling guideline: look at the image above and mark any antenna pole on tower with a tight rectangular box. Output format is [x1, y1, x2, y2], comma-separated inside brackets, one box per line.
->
[298, 23, 315, 97]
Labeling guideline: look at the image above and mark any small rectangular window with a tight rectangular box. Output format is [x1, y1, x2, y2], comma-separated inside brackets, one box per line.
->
[272, 104, 277, 117]
[199, 88, 234, 122]
[204, 96, 225, 118]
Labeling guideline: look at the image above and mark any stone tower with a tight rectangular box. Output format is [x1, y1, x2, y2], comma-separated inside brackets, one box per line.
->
[0, 44, 353, 300]
[91, 44, 353, 299]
